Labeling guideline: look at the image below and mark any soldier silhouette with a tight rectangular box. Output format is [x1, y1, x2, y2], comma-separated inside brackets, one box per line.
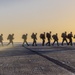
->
[7, 34, 14, 46]
[67, 32, 73, 46]
[22, 34, 29, 46]
[0, 34, 3, 46]
[31, 33, 37, 46]
[61, 32, 68, 45]
[40, 32, 45, 46]
[46, 31, 51, 46]
[52, 33, 59, 46]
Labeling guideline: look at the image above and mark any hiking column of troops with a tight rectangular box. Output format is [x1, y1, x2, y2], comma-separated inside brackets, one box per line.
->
[0, 31, 75, 46]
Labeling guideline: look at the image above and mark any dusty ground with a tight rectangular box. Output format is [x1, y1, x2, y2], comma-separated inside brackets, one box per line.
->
[0, 44, 75, 75]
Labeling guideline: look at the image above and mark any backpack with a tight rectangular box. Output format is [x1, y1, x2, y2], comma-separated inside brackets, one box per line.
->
[22, 35, 27, 39]
[31, 34, 34, 39]
[61, 33, 65, 37]
[67, 34, 71, 38]
[34, 35, 37, 39]
[52, 35, 58, 41]
[52, 35, 56, 39]
[46, 33, 50, 38]
[40, 34, 44, 39]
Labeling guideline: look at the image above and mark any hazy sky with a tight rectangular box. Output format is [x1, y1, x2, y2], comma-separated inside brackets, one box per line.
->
[0, 0, 75, 42]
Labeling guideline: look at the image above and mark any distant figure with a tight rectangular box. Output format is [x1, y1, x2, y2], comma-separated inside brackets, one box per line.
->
[61, 32, 68, 45]
[0, 34, 3, 46]
[52, 33, 59, 46]
[31, 33, 37, 46]
[22, 34, 29, 46]
[40, 32, 45, 46]
[7, 34, 14, 46]
[67, 32, 73, 46]
[46, 31, 52, 46]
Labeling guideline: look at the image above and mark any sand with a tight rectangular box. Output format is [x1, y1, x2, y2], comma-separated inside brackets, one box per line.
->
[0, 44, 75, 75]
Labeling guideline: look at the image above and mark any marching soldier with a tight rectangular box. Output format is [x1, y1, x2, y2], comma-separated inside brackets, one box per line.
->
[61, 32, 68, 45]
[31, 33, 37, 46]
[46, 31, 52, 46]
[22, 34, 29, 46]
[7, 34, 14, 46]
[67, 32, 73, 46]
[40, 32, 45, 46]
[52, 33, 59, 46]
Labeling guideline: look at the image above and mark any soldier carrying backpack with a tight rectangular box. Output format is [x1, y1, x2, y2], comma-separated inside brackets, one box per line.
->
[40, 32, 45, 46]
[52, 33, 59, 46]
[7, 34, 14, 46]
[31, 33, 37, 46]
[46, 31, 51, 46]
[61, 32, 68, 45]
[22, 34, 29, 46]
[67, 32, 73, 46]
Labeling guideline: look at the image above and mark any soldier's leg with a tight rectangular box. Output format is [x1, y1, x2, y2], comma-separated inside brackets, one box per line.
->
[42, 39, 45, 46]
[35, 40, 37, 46]
[68, 39, 70, 45]
[46, 38, 48, 45]
[44, 39, 45, 45]
[46, 39, 50, 46]
[70, 39, 72, 46]
[61, 39, 64, 45]
[32, 40, 34, 46]
[7, 41, 11, 46]
[46, 42, 48, 45]
[34, 39, 36, 45]
[65, 39, 69, 45]
[48, 39, 50, 46]
[35, 41, 37, 46]
[57, 41, 59, 46]
[26, 41, 29, 46]
[52, 40, 55, 46]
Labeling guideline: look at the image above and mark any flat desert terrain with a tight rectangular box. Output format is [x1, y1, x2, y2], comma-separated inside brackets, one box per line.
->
[0, 43, 75, 75]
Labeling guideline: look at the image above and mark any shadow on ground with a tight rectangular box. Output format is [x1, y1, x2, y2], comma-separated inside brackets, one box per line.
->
[0, 45, 75, 74]
[25, 46, 75, 74]
[0, 45, 75, 57]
